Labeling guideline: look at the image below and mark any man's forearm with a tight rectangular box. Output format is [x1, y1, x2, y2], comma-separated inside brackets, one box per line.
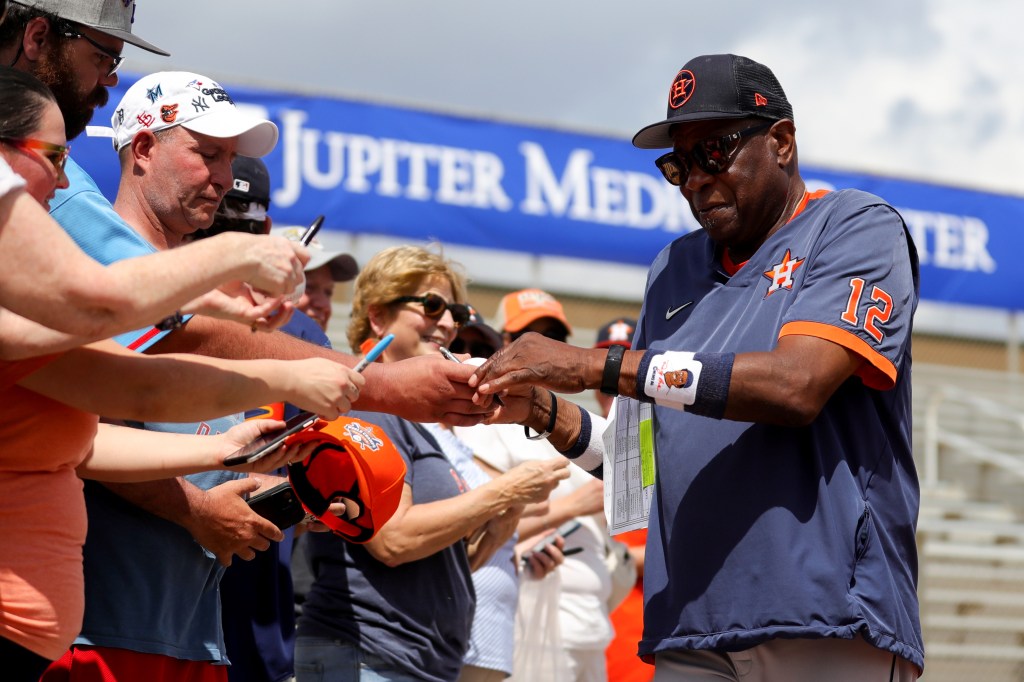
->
[101, 477, 202, 528]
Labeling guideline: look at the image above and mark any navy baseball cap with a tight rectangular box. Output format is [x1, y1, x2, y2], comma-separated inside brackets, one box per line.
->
[632, 54, 793, 149]
[226, 156, 271, 208]
[594, 317, 636, 349]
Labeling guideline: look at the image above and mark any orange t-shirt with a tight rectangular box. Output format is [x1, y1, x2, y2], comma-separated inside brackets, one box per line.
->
[0, 356, 99, 659]
[606, 528, 654, 681]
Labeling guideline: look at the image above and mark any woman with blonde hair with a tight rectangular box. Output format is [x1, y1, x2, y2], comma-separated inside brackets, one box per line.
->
[296, 245, 569, 682]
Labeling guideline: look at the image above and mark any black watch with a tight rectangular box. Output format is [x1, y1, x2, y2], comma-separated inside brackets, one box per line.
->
[600, 344, 626, 396]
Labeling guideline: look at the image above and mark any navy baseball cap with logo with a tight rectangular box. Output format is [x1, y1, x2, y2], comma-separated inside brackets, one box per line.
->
[632, 54, 793, 149]
[594, 317, 637, 350]
[12, 0, 170, 55]
[225, 156, 271, 211]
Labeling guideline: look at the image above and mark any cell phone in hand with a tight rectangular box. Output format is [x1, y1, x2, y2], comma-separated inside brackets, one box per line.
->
[521, 519, 582, 564]
[246, 481, 309, 530]
[223, 411, 318, 467]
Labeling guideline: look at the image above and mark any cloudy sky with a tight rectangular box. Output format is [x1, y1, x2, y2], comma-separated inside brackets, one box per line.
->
[126, 0, 1021, 196]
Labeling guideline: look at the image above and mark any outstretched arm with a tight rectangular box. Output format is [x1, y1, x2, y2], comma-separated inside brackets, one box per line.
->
[152, 315, 496, 425]
[78, 420, 319, 482]
[0, 189, 307, 340]
[472, 332, 861, 427]
[18, 338, 364, 421]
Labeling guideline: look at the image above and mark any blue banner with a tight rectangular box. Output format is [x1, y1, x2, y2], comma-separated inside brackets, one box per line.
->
[75, 73, 1024, 310]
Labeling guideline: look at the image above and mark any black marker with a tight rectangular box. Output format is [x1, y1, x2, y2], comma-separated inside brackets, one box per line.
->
[300, 215, 324, 246]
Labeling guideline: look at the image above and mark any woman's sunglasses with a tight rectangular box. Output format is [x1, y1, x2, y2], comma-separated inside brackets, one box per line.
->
[0, 137, 70, 175]
[390, 293, 470, 327]
[654, 122, 772, 186]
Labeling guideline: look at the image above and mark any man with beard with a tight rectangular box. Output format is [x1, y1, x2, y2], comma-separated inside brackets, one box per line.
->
[0, 2, 304, 349]
[0, 0, 168, 141]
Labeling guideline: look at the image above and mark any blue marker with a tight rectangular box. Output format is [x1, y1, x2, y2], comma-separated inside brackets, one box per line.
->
[354, 333, 394, 372]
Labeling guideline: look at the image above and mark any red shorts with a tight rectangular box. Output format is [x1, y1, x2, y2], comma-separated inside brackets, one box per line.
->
[41, 646, 228, 682]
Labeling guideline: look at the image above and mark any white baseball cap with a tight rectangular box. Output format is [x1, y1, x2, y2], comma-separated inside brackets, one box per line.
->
[110, 71, 278, 157]
[271, 226, 359, 282]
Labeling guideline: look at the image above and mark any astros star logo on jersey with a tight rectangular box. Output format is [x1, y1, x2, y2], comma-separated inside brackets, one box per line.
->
[762, 249, 805, 298]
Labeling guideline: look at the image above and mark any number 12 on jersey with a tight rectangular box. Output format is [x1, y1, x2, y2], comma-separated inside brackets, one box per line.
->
[841, 277, 893, 343]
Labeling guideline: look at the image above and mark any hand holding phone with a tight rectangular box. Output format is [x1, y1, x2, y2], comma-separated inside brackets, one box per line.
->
[223, 411, 318, 467]
[521, 519, 581, 565]
[246, 481, 310, 530]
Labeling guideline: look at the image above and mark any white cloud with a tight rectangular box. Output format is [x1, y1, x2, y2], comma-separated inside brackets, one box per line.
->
[128, 0, 1024, 195]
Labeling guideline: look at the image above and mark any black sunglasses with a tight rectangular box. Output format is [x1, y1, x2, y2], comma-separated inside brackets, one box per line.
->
[448, 338, 498, 359]
[59, 21, 124, 77]
[654, 122, 773, 186]
[390, 293, 470, 327]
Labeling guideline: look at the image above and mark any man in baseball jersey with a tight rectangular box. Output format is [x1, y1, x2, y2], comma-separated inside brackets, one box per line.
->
[472, 54, 922, 681]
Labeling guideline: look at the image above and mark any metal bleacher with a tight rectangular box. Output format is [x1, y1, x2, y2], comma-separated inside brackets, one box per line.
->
[914, 363, 1024, 681]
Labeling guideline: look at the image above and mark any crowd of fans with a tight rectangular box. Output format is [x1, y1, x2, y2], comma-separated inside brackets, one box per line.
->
[1, 2, 925, 682]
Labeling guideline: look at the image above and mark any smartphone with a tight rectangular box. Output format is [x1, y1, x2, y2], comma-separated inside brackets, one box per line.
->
[223, 411, 319, 466]
[246, 481, 309, 530]
[300, 215, 324, 246]
[522, 519, 582, 564]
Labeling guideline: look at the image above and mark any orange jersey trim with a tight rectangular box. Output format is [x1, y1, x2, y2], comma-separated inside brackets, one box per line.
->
[787, 188, 830, 223]
[721, 190, 830, 274]
[721, 248, 747, 276]
[779, 320, 897, 390]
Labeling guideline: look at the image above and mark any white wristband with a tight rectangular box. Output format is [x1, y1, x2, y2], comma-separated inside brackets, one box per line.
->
[642, 351, 703, 411]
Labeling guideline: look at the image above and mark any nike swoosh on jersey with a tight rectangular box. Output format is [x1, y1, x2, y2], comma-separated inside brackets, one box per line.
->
[665, 302, 693, 320]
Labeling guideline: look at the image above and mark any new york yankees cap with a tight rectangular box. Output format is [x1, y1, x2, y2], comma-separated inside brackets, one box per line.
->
[632, 54, 793, 149]
[285, 416, 407, 543]
[12, 0, 170, 56]
[110, 71, 278, 157]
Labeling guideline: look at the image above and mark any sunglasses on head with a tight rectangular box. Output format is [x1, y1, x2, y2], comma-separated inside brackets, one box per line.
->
[654, 121, 773, 186]
[390, 293, 470, 327]
[0, 136, 70, 174]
